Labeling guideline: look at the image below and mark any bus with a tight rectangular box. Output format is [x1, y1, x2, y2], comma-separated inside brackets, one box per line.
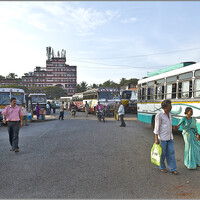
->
[137, 61, 200, 130]
[121, 89, 138, 113]
[0, 88, 25, 114]
[72, 92, 83, 111]
[60, 96, 72, 110]
[83, 88, 121, 114]
[28, 93, 47, 113]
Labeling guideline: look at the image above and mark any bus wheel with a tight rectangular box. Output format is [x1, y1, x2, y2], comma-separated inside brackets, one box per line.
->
[151, 116, 155, 131]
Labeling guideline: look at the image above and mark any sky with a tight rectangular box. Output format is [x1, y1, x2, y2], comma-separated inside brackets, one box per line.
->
[1, 1, 200, 85]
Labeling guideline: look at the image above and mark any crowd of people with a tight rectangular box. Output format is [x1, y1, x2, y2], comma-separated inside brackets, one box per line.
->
[1, 97, 200, 174]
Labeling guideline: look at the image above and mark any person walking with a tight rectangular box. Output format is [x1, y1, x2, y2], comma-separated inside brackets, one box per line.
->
[118, 101, 126, 127]
[177, 107, 200, 169]
[113, 101, 119, 120]
[46, 102, 50, 115]
[85, 101, 89, 117]
[52, 101, 56, 114]
[21, 103, 28, 126]
[59, 101, 64, 120]
[36, 103, 40, 120]
[2, 97, 23, 152]
[154, 99, 178, 174]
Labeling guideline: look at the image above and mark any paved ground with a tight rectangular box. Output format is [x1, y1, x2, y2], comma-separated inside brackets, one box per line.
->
[0, 111, 200, 198]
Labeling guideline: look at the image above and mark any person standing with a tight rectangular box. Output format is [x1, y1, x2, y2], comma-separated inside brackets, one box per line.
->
[36, 103, 40, 120]
[118, 102, 126, 127]
[46, 102, 50, 115]
[154, 99, 178, 174]
[177, 107, 200, 169]
[2, 97, 23, 152]
[85, 101, 89, 117]
[59, 101, 64, 120]
[113, 101, 119, 120]
[52, 101, 56, 114]
[21, 103, 28, 126]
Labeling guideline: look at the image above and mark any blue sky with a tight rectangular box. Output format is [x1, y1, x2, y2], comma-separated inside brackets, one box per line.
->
[1, 1, 200, 85]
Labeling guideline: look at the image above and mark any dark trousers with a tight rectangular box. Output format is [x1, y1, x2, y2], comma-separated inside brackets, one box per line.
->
[7, 121, 20, 150]
[53, 108, 56, 113]
[119, 114, 126, 126]
[59, 111, 64, 120]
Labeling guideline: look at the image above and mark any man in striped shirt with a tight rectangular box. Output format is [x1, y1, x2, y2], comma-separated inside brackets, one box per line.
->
[2, 97, 23, 153]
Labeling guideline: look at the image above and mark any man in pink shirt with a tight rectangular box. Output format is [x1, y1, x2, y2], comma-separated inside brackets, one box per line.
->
[2, 97, 23, 153]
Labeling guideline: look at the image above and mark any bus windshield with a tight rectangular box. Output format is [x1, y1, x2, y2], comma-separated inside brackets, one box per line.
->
[122, 91, 132, 99]
[31, 95, 47, 104]
[0, 92, 24, 105]
[0, 92, 10, 105]
[98, 91, 120, 100]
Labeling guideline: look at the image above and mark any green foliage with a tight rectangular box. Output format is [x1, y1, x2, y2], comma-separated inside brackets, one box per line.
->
[77, 81, 88, 92]
[99, 79, 118, 88]
[6, 73, 18, 79]
[43, 86, 66, 99]
[0, 75, 5, 79]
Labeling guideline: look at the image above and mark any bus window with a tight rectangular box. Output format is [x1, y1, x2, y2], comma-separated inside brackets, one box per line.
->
[142, 87, 146, 100]
[166, 83, 176, 99]
[194, 69, 200, 77]
[178, 80, 192, 98]
[194, 79, 200, 97]
[147, 87, 154, 100]
[156, 85, 164, 100]
[179, 72, 193, 80]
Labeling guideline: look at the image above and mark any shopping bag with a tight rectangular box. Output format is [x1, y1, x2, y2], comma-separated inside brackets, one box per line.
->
[151, 143, 162, 166]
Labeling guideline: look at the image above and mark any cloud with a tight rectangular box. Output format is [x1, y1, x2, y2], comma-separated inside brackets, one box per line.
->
[121, 17, 137, 24]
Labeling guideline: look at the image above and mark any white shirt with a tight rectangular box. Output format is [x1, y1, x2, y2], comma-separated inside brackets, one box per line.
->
[46, 104, 50, 109]
[118, 104, 125, 116]
[154, 110, 173, 141]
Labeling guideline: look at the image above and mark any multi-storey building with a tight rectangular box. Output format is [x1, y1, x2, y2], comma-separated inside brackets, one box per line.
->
[21, 47, 77, 96]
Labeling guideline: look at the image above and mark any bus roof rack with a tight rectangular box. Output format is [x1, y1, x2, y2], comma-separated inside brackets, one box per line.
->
[147, 61, 196, 77]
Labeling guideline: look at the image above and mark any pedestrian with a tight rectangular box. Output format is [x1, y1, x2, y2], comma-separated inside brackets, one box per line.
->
[113, 101, 119, 120]
[21, 103, 28, 126]
[118, 101, 126, 127]
[85, 101, 89, 117]
[52, 101, 56, 114]
[36, 103, 40, 119]
[177, 107, 200, 169]
[2, 97, 23, 152]
[105, 100, 110, 117]
[46, 102, 50, 115]
[154, 99, 178, 174]
[59, 101, 64, 120]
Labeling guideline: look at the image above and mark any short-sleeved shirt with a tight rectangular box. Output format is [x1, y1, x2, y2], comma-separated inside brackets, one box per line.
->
[2, 105, 23, 121]
[154, 110, 173, 141]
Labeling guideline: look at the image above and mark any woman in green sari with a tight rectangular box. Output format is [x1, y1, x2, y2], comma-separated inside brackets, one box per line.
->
[177, 107, 200, 169]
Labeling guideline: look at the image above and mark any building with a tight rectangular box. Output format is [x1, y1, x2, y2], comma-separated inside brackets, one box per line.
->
[1, 47, 77, 96]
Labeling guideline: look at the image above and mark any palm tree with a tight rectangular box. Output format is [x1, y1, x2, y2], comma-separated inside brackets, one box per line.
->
[6, 73, 18, 79]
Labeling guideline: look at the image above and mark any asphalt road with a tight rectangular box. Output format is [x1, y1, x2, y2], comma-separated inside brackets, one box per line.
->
[0, 111, 200, 198]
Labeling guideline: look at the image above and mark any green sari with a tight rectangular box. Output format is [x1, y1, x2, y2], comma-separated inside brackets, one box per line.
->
[179, 117, 200, 169]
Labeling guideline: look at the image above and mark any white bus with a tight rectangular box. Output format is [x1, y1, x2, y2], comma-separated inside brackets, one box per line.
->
[28, 93, 47, 112]
[137, 61, 200, 131]
[0, 88, 25, 113]
[83, 88, 121, 113]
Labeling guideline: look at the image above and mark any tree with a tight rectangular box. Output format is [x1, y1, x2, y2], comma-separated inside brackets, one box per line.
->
[99, 79, 118, 88]
[43, 86, 66, 99]
[119, 78, 127, 86]
[6, 73, 18, 79]
[24, 73, 29, 76]
[77, 81, 88, 92]
[0, 75, 5, 79]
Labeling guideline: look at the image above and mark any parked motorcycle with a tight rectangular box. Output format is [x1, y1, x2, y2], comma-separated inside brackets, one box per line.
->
[97, 109, 105, 122]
